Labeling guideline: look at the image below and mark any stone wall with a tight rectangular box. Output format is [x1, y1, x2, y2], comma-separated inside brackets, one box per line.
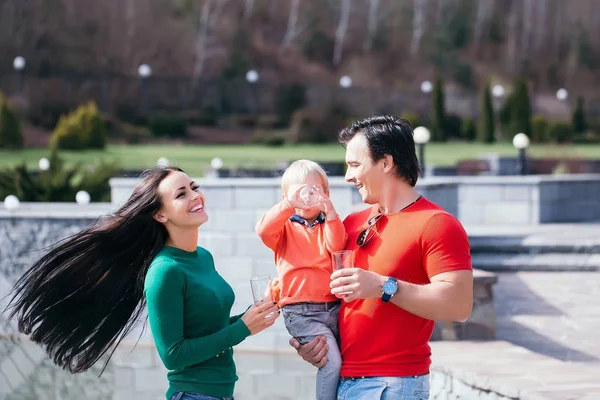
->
[110, 177, 458, 220]
[1, 198, 495, 399]
[438, 174, 600, 225]
[110, 174, 600, 226]
[5, 339, 593, 400]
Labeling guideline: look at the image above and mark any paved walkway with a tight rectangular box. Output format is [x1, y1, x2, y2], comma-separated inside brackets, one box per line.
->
[494, 271, 600, 364]
[464, 224, 600, 363]
[431, 340, 600, 400]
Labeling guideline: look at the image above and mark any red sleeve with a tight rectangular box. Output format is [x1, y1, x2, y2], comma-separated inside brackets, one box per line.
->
[420, 212, 472, 279]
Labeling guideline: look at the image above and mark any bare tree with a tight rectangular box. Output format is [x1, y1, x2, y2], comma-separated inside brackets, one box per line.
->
[333, 0, 352, 66]
[364, 0, 380, 52]
[533, 0, 548, 54]
[62, 0, 75, 18]
[473, 0, 492, 54]
[243, 0, 254, 22]
[281, 0, 302, 48]
[552, 0, 564, 63]
[410, 0, 428, 57]
[125, 0, 137, 67]
[505, 0, 520, 73]
[189, 0, 229, 85]
[520, 0, 535, 58]
[0, 0, 17, 45]
[192, 0, 215, 84]
[435, 0, 458, 23]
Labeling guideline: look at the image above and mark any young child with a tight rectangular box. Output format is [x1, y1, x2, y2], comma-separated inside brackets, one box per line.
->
[256, 159, 347, 400]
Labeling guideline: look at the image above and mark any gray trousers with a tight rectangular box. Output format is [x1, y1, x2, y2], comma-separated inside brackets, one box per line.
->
[282, 301, 342, 400]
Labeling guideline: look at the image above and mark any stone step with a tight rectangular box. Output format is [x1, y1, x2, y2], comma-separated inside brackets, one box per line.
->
[471, 253, 600, 271]
[466, 224, 600, 255]
[469, 235, 600, 254]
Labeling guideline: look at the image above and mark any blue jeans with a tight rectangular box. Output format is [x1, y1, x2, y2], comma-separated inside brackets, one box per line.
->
[169, 393, 234, 400]
[282, 301, 342, 400]
[337, 375, 430, 400]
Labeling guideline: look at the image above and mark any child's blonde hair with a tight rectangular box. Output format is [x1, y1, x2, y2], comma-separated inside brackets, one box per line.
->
[281, 159, 329, 195]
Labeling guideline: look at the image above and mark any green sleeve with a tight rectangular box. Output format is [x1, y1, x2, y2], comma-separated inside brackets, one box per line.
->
[229, 305, 252, 325]
[145, 262, 251, 370]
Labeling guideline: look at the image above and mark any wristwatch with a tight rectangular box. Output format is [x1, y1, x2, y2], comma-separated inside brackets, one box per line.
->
[381, 277, 398, 302]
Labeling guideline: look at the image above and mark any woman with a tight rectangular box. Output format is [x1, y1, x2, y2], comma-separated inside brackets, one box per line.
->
[4, 166, 280, 400]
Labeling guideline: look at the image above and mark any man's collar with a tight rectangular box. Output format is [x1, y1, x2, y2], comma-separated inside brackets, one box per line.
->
[290, 212, 326, 228]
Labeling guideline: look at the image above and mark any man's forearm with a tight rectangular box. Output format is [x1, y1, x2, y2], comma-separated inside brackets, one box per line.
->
[390, 280, 472, 322]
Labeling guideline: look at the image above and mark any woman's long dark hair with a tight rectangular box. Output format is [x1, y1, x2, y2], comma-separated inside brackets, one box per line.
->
[3, 166, 183, 374]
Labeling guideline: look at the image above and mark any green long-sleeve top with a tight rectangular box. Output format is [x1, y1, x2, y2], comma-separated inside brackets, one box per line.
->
[144, 245, 251, 399]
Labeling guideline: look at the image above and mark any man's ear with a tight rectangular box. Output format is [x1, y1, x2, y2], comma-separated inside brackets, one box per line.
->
[153, 212, 167, 223]
[382, 154, 394, 174]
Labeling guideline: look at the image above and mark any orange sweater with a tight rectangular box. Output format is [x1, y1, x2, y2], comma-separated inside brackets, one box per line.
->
[255, 200, 348, 307]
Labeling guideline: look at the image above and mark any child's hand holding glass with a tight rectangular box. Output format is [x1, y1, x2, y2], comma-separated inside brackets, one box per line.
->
[314, 187, 338, 220]
[286, 184, 319, 209]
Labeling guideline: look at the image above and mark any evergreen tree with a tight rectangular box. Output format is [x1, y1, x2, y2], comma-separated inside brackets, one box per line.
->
[509, 79, 532, 136]
[478, 83, 495, 143]
[572, 96, 587, 134]
[432, 76, 447, 142]
[0, 93, 24, 149]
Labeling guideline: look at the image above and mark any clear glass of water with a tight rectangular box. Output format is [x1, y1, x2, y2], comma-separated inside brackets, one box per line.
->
[250, 275, 277, 317]
[332, 250, 354, 298]
[298, 185, 320, 207]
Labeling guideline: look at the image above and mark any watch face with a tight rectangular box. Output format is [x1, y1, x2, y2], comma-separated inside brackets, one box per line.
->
[383, 279, 397, 295]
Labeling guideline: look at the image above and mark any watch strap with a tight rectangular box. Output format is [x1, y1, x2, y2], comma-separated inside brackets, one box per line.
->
[381, 277, 397, 302]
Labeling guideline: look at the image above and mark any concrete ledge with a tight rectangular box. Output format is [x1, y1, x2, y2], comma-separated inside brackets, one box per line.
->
[420, 173, 600, 184]
[430, 340, 600, 400]
[432, 269, 497, 341]
[472, 253, 600, 272]
[109, 174, 600, 225]
[0, 202, 113, 219]
[467, 224, 600, 254]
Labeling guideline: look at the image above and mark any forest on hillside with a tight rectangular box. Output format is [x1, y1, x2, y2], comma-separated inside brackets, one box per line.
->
[1, 0, 599, 94]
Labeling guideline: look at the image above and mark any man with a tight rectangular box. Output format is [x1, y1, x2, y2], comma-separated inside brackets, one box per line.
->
[290, 115, 473, 399]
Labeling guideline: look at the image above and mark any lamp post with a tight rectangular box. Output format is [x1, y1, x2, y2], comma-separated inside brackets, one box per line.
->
[211, 157, 223, 170]
[75, 191, 91, 205]
[210, 157, 224, 178]
[13, 56, 26, 96]
[419, 80, 433, 118]
[556, 88, 568, 102]
[4, 195, 20, 226]
[138, 64, 152, 114]
[512, 133, 530, 176]
[339, 76, 353, 89]
[413, 126, 431, 177]
[492, 84, 505, 139]
[337, 75, 353, 107]
[492, 84, 505, 99]
[245, 69, 259, 115]
[39, 158, 50, 171]
[420, 80, 432, 94]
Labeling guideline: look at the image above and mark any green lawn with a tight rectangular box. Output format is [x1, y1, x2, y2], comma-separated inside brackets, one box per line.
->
[1, 143, 599, 177]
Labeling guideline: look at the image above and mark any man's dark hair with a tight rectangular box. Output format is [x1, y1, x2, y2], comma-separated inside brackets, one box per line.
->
[338, 115, 420, 186]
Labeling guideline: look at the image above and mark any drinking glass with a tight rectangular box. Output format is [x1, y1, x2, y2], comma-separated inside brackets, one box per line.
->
[298, 185, 320, 207]
[332, 250, 354, 298]
[250, 275, 277, 317]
